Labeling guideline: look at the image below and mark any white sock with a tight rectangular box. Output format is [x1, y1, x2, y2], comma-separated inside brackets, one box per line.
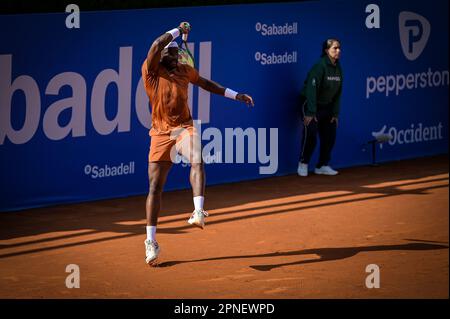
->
[193, 196, 204, 211]
[146, 226, 156, 242]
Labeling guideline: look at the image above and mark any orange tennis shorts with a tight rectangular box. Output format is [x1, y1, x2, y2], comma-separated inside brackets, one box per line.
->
[148, 125, 202, 163]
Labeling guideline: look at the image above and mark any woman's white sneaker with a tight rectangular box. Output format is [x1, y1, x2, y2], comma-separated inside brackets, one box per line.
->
[314, 166, 338, 175]
[297, 163, 308, 177]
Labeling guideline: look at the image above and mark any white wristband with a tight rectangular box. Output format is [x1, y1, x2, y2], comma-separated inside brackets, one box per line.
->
[225, 88, 238, 100]
[166, 28, 180, 39]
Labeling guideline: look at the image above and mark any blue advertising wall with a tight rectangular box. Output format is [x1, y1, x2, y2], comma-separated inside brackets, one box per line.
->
[0, 0, 448, 211]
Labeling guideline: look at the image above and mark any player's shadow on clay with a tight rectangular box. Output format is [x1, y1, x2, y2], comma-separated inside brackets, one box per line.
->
[157, 241, 449, 270]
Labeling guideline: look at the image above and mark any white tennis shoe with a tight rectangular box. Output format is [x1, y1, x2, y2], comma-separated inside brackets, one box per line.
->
[145, 239, 160, 266]
[188, 209, 209, 229]
[297, 162, 308, 177]
[315, 166, 338, 175]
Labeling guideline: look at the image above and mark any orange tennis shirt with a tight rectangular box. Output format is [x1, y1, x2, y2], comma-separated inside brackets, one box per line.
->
[141, 60, 200, 135]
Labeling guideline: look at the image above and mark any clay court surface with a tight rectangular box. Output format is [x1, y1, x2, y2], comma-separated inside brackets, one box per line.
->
[0, 155, 448, 298]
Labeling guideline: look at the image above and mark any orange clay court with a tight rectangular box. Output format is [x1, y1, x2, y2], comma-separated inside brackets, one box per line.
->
[0, 155, 448, 299]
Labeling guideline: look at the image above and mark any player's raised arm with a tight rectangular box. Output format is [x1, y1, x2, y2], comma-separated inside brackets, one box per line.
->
[146, 22, 191, 73]
[194, 75, 255, 107]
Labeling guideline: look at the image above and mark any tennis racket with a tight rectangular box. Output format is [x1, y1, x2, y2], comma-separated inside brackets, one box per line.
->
[178, 23, 195, 67]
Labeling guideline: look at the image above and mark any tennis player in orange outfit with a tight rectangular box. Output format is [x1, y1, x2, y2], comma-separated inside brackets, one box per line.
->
[142, 22, 254, 266]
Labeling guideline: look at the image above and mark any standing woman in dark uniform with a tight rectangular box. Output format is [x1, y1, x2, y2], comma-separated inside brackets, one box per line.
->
[297, 38, 342, 177]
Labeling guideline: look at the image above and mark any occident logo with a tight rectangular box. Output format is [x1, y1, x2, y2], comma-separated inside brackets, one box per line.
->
[372, 122, 444, 149]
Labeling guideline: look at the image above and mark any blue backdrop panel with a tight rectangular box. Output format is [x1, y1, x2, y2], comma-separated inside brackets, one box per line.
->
[0, 0, 448, 211]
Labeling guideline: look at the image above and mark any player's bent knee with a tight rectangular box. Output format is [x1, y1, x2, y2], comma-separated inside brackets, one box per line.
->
[149, 183, 164, 195]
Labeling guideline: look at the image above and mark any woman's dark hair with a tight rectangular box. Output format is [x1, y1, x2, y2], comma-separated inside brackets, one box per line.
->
[321, 38, 340, 57]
